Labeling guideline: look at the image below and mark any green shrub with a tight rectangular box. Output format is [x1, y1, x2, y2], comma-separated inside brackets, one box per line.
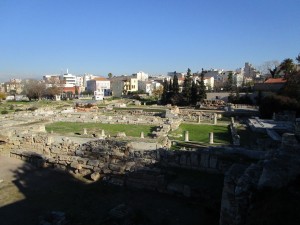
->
[15, 108, 23, 112]
[1, 110, 9, 114]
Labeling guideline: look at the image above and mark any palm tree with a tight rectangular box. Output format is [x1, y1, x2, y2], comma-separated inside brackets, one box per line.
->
[280, 58, 295, 78]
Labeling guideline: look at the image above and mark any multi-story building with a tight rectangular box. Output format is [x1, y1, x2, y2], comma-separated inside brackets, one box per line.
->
[59, 71, 78, 94]
[86, 77, 111, 99]
[110, 76, 138, 97]
[43, 75, 61, 88]
[132, 71, 149, 81]
[243, 62, 260, 78]
[61, 73, 76, 87]
[83, 73, 97, 89]
[138, 80, 161, 95]
[4, 78, 23, 94]
[0, 83, 5, 93]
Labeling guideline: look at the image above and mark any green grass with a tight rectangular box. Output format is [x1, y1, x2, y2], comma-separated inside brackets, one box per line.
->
[45, 122, 156, 137]
[169, 123, 231, 144]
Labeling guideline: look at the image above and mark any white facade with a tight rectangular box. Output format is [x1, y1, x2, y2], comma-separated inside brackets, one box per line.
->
[234, 73, 244, 87]
[243, 62, 259, 78]
[86, 77, 111, 97]
[204, 77, 214, 90]
[132, 71, 149, 81]
[61, 72, 77, 87]
[83, 74, 97, 88]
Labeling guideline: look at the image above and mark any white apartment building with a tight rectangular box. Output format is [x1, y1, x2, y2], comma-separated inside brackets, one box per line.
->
[61, 71, 77, 87]
[234, 73, 244, 87]
[138, 80, 161, 95]
[83, 73, 97, 88]
[132, 71, 149, 81]
[192, 76, 214, 90]
[86, 77, 111, 99]
[243, 62, 260, 78]
[204, 77, 214, 90]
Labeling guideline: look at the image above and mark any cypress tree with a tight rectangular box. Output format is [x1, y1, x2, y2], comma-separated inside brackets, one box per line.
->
[161, 78, 169, 104]
[198, 71, 207, 102]
[173, 74, 179, 94]
[182, 68, 193, 104]
[191, 80, 199, 105]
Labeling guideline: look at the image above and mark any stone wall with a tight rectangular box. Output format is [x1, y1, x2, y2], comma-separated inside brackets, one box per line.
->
[4, 129, 265, 181]
[219, 133, 300, 225]
[229, 117, 240, 146]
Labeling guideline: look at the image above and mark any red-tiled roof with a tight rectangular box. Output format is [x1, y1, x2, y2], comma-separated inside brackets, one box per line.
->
[264, 78, 286, 84]
[93, 77, 108, 81]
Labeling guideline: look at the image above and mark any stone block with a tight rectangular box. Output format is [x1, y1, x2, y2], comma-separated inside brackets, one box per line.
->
[90, 172, 101, 181]
[70, 162, 82, 170]
[87, 159, 99, 167]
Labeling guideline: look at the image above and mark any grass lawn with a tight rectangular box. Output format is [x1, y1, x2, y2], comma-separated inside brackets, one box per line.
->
[45, 122, 156, 137]
[169, 123, 231, 144]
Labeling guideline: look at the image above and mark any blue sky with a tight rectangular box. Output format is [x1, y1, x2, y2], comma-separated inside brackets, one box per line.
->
[0, 0, 299, 82]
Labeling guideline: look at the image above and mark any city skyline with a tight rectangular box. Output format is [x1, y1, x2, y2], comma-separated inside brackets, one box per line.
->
[1, 0, 300, 82]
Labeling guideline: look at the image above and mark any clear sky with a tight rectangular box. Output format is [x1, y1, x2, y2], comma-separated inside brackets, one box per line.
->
[0, 0, 299, 82]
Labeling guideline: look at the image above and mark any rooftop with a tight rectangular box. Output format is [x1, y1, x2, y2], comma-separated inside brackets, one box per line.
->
[264, 78, 286, 84]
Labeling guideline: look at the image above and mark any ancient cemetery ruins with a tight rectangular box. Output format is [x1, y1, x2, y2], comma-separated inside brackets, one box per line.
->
[1, 103, 300, 225]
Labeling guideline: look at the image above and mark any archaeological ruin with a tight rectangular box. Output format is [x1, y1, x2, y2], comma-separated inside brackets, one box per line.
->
[0, 103, 300, 225]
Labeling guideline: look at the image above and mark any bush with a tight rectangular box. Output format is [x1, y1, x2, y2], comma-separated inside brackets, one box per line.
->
[1, 110, 8, 114]
[259, 94, 300, 118]
[15, 108, 23, 112]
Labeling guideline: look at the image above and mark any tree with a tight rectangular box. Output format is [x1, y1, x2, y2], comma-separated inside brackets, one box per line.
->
[269, 67, 278, 78]
[169, 79, 173, 93]
[173, 73, 179, 94]
[225, 72, 234, 92]
[281, 70, 300, 101]
[108, 73, 113, 78]
[279, 58, 296, 78]
[198, 71, 207, 102]
[0, 92, 6, 101]
[152, 86, 163, 101]
[190, 81, 198, 105]
[23, 79, 46, 100]
[44, 76, 63, 99]
[258, 60, 279, 76]
[259, 94, 299, 118]
[296, 54, 300, 64]
[182, 68, 193, 105]
[45, 86, 61, 99]
[161, 79, 169, 104]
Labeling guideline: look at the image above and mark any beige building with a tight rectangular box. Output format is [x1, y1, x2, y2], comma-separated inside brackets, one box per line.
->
[110, 76, 138, 97]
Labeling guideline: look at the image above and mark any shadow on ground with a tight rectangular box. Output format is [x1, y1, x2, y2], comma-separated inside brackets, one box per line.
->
[0, 158, 223, 225]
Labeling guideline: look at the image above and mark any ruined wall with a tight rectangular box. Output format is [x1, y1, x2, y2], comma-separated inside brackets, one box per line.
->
[4, 129, 264, 177]
[219, 133, 300, 225]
